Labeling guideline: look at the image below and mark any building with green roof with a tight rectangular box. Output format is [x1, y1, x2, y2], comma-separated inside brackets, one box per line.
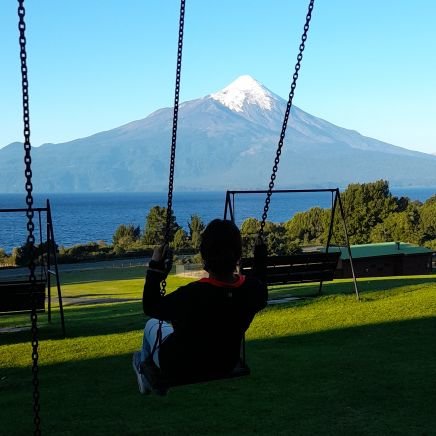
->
[329, 242, 434, 278]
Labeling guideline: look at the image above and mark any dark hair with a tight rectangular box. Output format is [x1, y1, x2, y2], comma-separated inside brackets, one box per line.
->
[200, 219, 242, 275]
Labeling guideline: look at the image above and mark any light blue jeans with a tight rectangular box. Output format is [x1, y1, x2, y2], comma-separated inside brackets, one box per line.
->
[140, 318, 174, 368]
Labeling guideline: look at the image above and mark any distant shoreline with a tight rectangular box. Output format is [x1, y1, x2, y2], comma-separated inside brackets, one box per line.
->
[0, 186, 435, 195]
[1, 186, 435, 253]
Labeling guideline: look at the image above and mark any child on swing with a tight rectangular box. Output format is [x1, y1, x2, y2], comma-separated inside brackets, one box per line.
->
[133, 218, 268, 394]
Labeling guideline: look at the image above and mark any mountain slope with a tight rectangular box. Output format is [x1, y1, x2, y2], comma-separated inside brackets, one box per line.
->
[1, 75, 435, 193]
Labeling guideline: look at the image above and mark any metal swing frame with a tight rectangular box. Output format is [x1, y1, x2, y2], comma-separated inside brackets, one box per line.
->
[0, 199, 66, 335]
[224, 188, 360, 300]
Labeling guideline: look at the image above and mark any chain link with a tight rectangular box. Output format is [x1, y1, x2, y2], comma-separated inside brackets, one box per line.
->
[161, 0, 186, 296]
[17, 1, 41, 434]
[259, 0, 315, 239]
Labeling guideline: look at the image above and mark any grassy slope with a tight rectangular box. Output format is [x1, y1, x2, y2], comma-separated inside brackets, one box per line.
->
[1, 272, 435, 435]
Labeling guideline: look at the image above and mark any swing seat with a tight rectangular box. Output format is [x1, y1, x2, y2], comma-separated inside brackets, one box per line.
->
[141, 358, 250, 395]
[240, 252, 340, 286]
[0, 280, 46, 315]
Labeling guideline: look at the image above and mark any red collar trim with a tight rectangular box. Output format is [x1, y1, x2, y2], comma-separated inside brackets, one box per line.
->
[198, 275, 246, 288]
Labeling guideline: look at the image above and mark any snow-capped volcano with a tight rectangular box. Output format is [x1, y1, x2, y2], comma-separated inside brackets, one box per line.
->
[2, 74, 436, 192]
[210, 75, 279, 112]
[209, 75, 285, 129]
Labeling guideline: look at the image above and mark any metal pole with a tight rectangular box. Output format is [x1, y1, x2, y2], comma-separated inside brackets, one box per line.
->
[336, 192, 360, 300]
[317, 190, 338, 295]
[47, 200, 66, 336]
[45, 205, 51, 323]
[325, 190, 338, 251]
[224, 191, 235, 223]
[37, 210, 44, 281]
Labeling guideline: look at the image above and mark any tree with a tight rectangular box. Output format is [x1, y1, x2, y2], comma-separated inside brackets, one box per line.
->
[240, 218, 292, 256]
[284, 207, 329, 245]
[0, 248, 11, 266]
[420, 197, 436, 248]
[240, 217, 261, 236]
[240, 218, 261, 256]
[424, 194, 436, 206]
[10, 241, 49, 266]
[336, 180, 400, 244]
[188, 214, 205, 250]
[112, 224, 140, 249]
[265, 223, 299, 255]
[172, 228, 189, 250]
[370, 206, 423, 244]
[143, 206, 180, 245]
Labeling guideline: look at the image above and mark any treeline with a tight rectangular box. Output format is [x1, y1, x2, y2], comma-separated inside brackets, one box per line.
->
[0, 207, 205, 266]
[1, 180, 435, 267]
[286, 180, 436, 248]
[239, 180, 435, 255]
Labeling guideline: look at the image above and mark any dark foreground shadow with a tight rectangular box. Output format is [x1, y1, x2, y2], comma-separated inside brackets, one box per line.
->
[1, 316, 435, 435]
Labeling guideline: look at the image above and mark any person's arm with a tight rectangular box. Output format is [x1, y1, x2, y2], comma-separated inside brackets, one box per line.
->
[142, 245, 179, 320]
[252, 240, 269, 310]
[142, 267, 166, 319]
[259, 282, 268, 310]
[252, 240, 268, 284]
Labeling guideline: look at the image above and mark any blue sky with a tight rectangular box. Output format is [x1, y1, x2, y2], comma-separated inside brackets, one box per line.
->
[1, 0, 435, 154]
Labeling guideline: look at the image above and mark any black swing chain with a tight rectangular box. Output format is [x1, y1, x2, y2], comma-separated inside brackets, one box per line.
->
[258, 0, 315, 240]
[17, 1, 41, 435]
[161, 0, 186, 296]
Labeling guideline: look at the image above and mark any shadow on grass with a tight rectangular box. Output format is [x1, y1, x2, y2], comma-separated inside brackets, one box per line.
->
[0, 301, 144, 345]
[270, 275, 436, 299]
[1, 316, 435, 435]
[2, 273, 435, 345]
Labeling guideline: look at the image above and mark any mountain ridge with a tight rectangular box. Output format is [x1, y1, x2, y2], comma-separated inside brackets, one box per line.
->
[1, 75, 435, 193]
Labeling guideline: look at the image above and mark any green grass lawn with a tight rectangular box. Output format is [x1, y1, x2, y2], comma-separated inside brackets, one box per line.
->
[1, 271, 436, 435]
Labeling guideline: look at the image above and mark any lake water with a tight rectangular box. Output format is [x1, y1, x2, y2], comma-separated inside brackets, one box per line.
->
[0, 187, 434, 253]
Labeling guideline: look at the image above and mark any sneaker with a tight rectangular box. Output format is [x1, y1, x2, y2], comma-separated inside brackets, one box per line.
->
[132, 352, 151, 394]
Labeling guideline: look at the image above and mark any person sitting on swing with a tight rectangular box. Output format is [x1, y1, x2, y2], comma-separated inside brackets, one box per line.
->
[132, 218, 268, 394]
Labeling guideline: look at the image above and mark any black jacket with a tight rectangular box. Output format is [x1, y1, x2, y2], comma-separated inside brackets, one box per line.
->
[143, 272, 268, 376]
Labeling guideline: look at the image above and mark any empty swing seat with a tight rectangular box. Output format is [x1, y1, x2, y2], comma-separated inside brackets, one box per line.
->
[240, 252, 341, 285]
[0, 280, 46, 314]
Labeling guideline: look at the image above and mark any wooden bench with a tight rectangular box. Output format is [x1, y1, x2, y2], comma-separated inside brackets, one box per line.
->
[0, 280, 46, 314]
[240, 252, 341, 286]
